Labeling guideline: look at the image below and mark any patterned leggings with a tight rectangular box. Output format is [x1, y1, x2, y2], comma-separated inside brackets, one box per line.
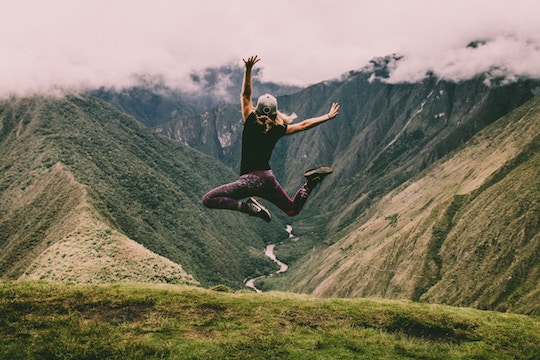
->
[202, 170, 311, 216]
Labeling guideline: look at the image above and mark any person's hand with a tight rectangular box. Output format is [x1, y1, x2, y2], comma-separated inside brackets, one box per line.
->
[243, 55, 260, 69]
[327, 102, 340, 119]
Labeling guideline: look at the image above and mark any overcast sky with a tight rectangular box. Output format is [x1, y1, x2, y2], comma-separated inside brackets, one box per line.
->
[1, 0, 539, 97]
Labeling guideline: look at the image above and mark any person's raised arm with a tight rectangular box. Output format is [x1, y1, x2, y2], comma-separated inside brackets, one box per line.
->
[241, 55, 260, 121]
[286, 102, 340, 135]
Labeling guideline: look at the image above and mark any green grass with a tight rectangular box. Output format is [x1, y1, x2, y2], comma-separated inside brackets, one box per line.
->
[1, 281, 538, 359]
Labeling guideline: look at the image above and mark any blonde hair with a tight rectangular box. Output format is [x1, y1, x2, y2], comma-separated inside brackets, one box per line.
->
[275, 110, 297, 126]
[255, 110, 297, 133]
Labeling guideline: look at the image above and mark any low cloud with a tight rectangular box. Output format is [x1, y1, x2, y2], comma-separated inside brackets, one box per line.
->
[0, 0, 539, 98]
[384, 34, 540, 84]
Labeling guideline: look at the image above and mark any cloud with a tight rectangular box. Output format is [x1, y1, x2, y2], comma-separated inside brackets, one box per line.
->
[0, 0, 539, 97]
[383, 34, 540, 84]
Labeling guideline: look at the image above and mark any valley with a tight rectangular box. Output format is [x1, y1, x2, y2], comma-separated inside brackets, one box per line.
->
[0, 59, 538, 315]
[245, 234, 291, 293]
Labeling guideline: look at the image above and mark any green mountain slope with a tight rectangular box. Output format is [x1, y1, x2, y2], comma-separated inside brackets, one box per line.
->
[156, 103, 243, 171]
[277, 95, 540, 314]
[278, 75, 536, 234]
[0, 95, 286, 287]
[0, 158, 197, 285]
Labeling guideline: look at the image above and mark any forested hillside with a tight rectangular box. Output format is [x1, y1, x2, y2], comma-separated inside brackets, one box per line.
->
[0, 95, 286, 288]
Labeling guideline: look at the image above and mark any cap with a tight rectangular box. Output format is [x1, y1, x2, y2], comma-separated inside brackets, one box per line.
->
[255, 94, 277, 116]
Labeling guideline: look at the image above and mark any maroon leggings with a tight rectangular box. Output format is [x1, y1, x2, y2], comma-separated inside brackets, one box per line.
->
[202, 170, 311, 216]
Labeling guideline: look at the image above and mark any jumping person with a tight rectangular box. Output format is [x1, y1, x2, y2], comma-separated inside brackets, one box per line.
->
[202, 55, 340, 222]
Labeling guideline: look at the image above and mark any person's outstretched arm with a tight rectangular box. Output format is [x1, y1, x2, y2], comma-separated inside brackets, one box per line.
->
[286, 102, 340, 135]
[241, 55, 260, 121]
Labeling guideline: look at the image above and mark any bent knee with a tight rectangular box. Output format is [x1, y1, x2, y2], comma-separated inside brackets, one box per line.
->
[284, 209, 300, 217]
[202, 193, 213, 208]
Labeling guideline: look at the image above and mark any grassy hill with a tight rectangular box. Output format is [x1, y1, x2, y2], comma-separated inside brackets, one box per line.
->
[270, 94, 540, 314]
[1, 280, 538, 359]
[0, 95, 286, 288]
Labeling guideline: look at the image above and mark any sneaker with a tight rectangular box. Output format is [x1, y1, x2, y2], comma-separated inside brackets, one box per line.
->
[246, 197, 272, 222]
[304, 166, 333, 187]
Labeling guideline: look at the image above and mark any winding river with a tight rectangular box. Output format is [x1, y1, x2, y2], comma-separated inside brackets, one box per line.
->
[245, 225, 295, 293]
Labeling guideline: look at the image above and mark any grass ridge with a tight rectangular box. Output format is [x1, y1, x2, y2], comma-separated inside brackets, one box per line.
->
[1, 281, 538, 359]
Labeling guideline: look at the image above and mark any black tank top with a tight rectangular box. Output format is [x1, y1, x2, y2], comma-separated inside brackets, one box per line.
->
[240, 112, 287, 175]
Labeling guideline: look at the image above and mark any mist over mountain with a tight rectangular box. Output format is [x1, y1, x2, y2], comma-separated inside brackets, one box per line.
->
[384, 34, 540, 85]
[92, 65, 302, 128]
[2, 0, 539, 98]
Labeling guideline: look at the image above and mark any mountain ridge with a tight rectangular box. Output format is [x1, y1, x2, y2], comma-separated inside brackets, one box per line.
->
[17, 162, 199, 285]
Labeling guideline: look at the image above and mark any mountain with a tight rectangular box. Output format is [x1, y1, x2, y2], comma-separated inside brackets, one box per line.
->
[0, 95, 287, 288]
[266, 73, 537, 232]
[152, 60, 539, 313]
[156, 103, 242, 170]
[273, 94, 540, 314]
[1, 56, 538, 314]
[155, 64, 537, 230]
[91, 84, 198, 128]
[93, 64, 302, 128]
